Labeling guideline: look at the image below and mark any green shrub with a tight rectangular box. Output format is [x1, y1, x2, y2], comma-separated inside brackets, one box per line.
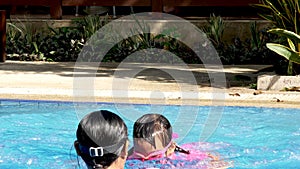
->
[5, 14, 281, 65]
[6, 19, 46, 61]
[252, 0, 300, 75]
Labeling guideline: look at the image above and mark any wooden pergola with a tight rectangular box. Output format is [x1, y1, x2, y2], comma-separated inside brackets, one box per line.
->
[0, 0, 259, 19]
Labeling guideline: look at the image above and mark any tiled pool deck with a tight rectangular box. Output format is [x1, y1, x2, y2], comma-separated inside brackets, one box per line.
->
[1, 61, 300, 108]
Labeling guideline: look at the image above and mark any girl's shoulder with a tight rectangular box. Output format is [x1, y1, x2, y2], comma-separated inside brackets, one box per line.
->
[126, 142, 234, 169]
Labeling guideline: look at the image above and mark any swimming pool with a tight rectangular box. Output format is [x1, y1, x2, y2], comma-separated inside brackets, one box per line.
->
[0, 99, 299, 168]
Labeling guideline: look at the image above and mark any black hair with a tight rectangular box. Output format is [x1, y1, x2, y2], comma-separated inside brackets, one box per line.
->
[76, 110, 128, 169]
[133, 114, 172, 148]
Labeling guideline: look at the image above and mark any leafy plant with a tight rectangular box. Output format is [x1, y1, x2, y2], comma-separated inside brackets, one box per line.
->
[252, 0, 299, 32]
[202, 14, 225, 47]
[6, 18, 46, 60]
[41, 26, 84, 61]
[73, 14, 109, 40]
[247, 22, 280, 64]
[249, 83, 257, 89]
[104, 16, 189, 63]
[209, 20, 278, 65]
[250, 22, 264, 50]
[4, 13, 282, 65]
[252, 0, 300, 75]
[201, 14, 225, 48]
[266, 28, 300, 64]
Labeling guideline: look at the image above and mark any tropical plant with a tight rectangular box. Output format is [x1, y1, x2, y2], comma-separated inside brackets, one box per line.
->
[252, 0, 299, 31]
[73, 14, 109, 40]
[6, 18, 46, 60]
[41, 26, 84, 61]
[5, 14, 280, 64]
[205, 20, 278, 65]
[266, 28, 300, 64]
[200, 14, 229, 64]
[201, 14, 226, 48]
[247, 22, 280, 64]
[250, 21, 264, 50]
[104, 16, 186, 63]
[252, 0, 300, 75]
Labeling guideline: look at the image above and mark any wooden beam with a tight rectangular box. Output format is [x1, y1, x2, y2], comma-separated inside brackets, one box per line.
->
[164, 0, 260, 6]
[62, 0, 115, 6]
[152, 0, 163, 12]
[0, 10, 6, 62]
[50, 0, 62, 19]
[62, 0, 151, 6]
[114, 0, 151, 6]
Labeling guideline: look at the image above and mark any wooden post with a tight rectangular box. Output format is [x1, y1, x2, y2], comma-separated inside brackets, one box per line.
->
[0, 10, 6, 62]
[50, 0, 62, 19]
[152, 0, 163, 12]
[10, 6, 16, 15]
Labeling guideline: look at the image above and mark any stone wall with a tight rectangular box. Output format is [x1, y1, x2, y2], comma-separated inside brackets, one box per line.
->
[258, 75, 300, 90]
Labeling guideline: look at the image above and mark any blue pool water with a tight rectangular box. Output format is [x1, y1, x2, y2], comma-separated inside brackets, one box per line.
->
[0, 99, 300, 169]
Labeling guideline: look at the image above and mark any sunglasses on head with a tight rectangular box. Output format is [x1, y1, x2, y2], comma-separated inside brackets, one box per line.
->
[131, 140, 172, 160]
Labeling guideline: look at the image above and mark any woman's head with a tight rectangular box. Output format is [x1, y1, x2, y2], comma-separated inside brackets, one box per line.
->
[75, 110, 128, 169]
[132, 114, 174, 159]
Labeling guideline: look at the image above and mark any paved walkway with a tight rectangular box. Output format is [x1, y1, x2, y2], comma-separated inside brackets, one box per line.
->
[1, 61, 300, 108]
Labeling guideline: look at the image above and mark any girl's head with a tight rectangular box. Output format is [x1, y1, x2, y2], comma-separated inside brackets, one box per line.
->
[74, 110, 128, 169]
[131, 114, 175, 160]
